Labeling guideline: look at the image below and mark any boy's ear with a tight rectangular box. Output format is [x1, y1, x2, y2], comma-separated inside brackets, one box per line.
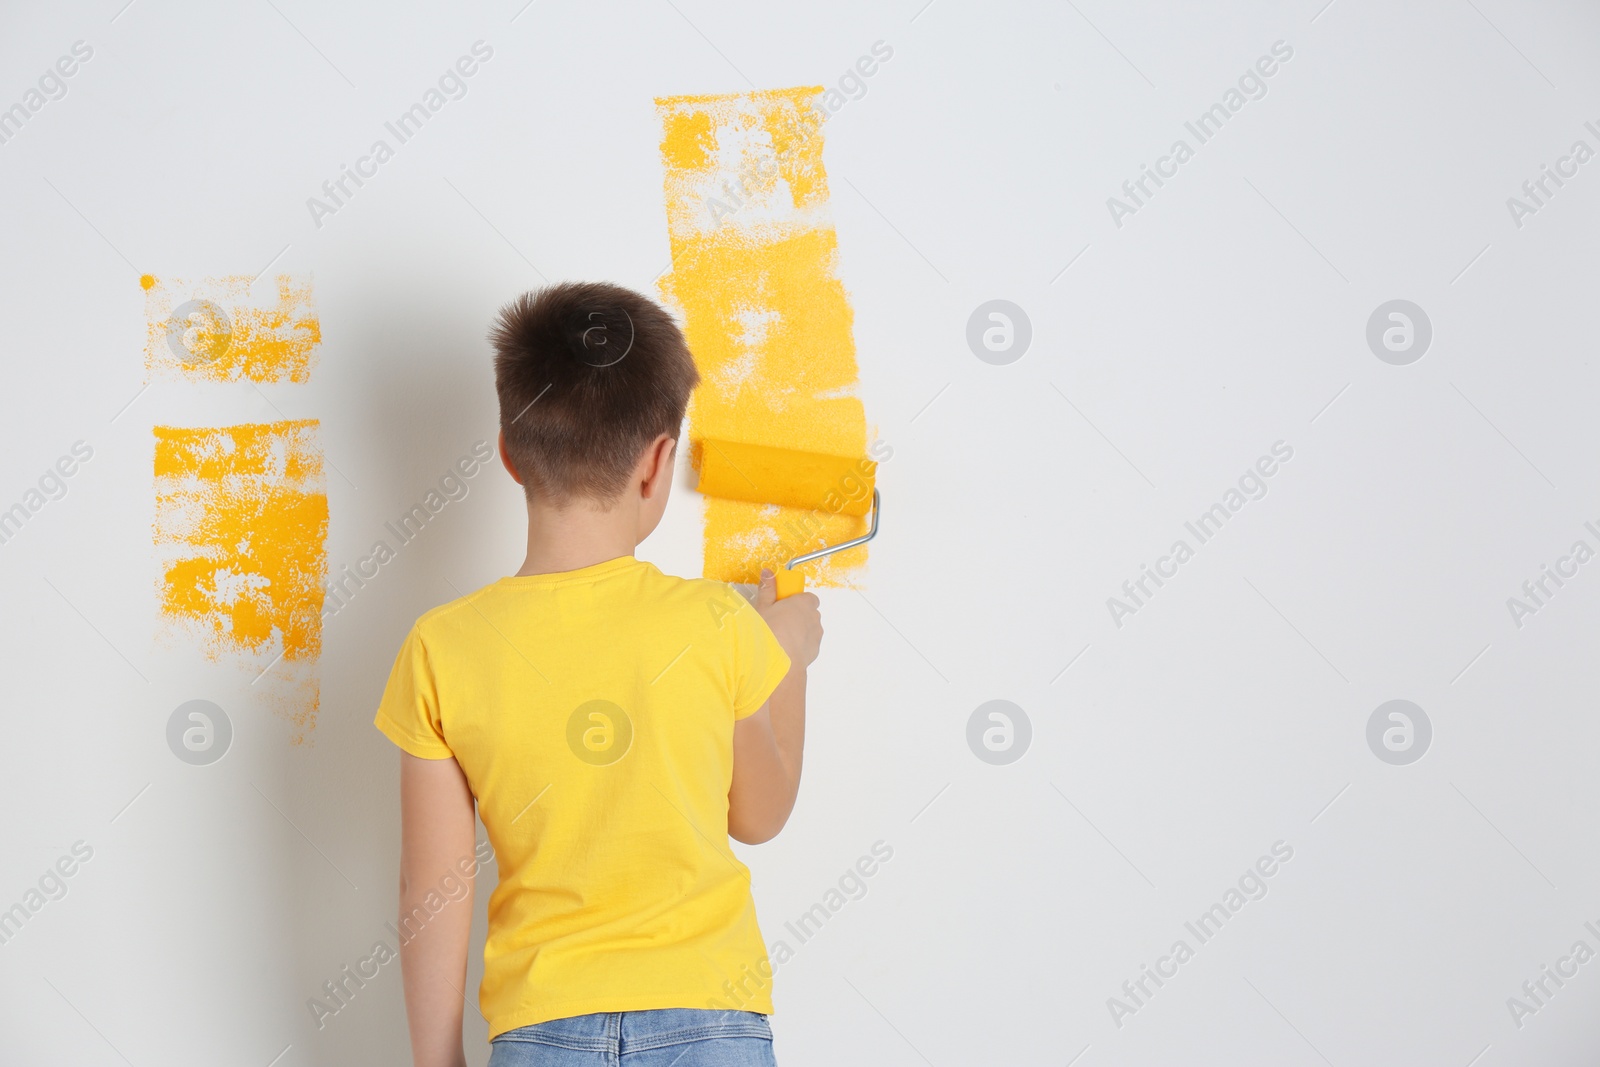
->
[640, 433, 676, 498]
[498, 431, 524, 485]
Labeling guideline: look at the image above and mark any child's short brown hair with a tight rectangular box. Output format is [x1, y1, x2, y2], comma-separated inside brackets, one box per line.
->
[491, 282, 700, 504]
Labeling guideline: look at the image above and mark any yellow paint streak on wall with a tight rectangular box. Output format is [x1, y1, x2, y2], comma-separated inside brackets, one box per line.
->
[154, 420, 327, 739]
[143, 274, 321, 383]
[761, 105, 827, 207]
[657, 87, 869, 586]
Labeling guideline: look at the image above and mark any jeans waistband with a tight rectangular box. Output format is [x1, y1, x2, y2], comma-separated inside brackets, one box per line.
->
[494, 1008, 772, 1053]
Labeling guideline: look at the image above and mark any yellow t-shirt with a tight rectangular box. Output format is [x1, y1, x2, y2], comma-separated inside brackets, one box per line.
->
[373, 555, 791, 1037]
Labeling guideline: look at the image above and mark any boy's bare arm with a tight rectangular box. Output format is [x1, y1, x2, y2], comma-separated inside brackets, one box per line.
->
[399, 752, 477, 1067]
[730, 571, 822, 844]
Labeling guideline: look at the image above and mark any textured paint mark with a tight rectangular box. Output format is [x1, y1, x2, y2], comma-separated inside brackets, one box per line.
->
[154, 420, 327, 740]
[657, 87, 869, 586]
[143, 274, 321, 383]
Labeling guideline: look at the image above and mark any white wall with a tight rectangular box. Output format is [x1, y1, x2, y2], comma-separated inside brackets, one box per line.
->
[3, 1, 1599, 1064]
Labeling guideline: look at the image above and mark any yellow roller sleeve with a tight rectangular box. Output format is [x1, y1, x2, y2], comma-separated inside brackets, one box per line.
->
[696, 439, 876, 517]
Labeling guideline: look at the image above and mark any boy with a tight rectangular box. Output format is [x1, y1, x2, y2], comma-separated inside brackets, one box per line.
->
[373, 282, 822, 1067]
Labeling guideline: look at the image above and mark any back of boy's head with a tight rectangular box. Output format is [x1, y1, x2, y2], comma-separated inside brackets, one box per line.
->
[491, 281, 701, 505]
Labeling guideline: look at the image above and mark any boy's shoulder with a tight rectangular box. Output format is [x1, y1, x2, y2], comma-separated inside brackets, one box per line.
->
[648, 566, 744, 599]
[401, 584, 492, 647]
[631, 565, 755, 629]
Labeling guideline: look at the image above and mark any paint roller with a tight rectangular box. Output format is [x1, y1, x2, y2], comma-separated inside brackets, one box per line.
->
[695, 439, 880, 600]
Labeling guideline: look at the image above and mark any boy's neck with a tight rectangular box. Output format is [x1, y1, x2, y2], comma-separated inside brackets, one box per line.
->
[515, 492, 640, 577]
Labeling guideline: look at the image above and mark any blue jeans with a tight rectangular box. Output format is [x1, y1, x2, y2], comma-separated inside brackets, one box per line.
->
[488, 1008, 777, 1066]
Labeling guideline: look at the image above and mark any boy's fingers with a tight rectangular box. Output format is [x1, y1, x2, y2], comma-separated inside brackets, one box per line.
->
[755, 568, 776, 608]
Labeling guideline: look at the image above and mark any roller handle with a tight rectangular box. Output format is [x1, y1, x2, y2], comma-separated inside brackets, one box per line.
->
[774, 569, 806, 600]
[731, 569, 805, 605]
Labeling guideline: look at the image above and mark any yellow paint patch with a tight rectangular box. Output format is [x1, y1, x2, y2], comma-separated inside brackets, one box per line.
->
[662, 110, 714, 171]
[143, 274, 321, 383]
[154, 420, 327, 740]
[657, 87, 870, 586]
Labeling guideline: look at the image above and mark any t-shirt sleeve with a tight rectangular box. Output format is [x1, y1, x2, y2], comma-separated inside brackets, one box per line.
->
[727, 592, 793, 720]
[373, 626, 454, 759]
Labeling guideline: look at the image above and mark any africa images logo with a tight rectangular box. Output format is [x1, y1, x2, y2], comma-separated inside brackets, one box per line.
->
[567, 700, 633, 766]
